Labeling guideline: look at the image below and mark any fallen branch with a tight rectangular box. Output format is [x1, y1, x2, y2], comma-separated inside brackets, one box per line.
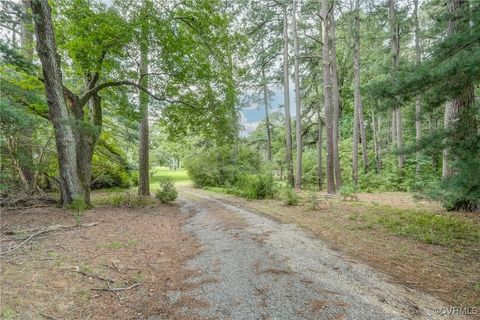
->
[70, 266, 115, 283]
[0, 223, 97, 256]
[91, 283, 141, 292]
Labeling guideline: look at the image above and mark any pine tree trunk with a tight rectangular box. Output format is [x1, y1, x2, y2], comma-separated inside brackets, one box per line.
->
[320, 0, 335, 194]
[138, 2, 150, 196]
[371, 109, 381, 173]
[352, 102, 359, 184]
[316, 86, 323, 190]
[442, 0, 475, 180]
[283, 4, 294, 187]
[18, 0, 36, 194]
[262, 68, 272, 161]
[293, 0, 302, 190]
[413, 0, 422, 176]
[389, 0, 404, 169]
[31, 0, 86, 205]
[329, 13, 342, 189]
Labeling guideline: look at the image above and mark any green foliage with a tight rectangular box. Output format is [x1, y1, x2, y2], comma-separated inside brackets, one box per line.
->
[305, 192, 320, 210]
[67, 197, 90, 225]
[338, 183, 359, 201]
[227, 174, 274, 200]
[108, 192, 154, 208]
[0, 306, 17, 319]
[370, 207, 480, 246]
[155, 177, 178, 204]
[281, 187, 300, 206]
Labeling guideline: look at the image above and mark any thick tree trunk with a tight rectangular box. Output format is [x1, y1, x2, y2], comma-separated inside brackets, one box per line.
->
[320, 0, 335, 194]
[293, 0, 302, 190]
[31, 0, 86, 205]
[329, 13, 342, 189]
[262, 68, 272, 161]
[442, 0, 475, 180]
[283, 4, 294, 187]
[389, 0, 404, 169]
[138, 2, 150, 196]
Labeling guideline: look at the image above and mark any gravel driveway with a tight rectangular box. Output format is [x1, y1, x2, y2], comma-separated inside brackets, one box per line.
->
[170, 189, 454, 320]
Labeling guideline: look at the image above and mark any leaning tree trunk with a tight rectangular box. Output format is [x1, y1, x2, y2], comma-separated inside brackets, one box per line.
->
[31, 0, 86, 205]
[138, 2, 150, 196]
[283, 4, 294, 187]
[293, 0, 302, 190]
[329, 12, 343, 189]
[320, 1, 335, 194]
[262, 68, 272, 161]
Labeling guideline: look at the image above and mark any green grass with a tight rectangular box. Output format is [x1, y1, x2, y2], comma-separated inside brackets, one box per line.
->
[358, 205, 480, 246]
[150, 167, 190, 187]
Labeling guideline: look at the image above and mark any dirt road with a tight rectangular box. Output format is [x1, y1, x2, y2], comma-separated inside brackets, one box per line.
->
[172, 188, 453, 320]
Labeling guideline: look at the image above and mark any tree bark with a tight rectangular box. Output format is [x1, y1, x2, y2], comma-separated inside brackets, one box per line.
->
[31, 0, 86, 205]
[138, 0, 150, 196]
[389, 0, 404, 169]
[371, 109, 381, 173]
[442, 0, 475, 180]
[262, 68, 272, 161]
[413, 0, 422, 176]
[328, 12, 343, 189]
[316, 86, 323, 190]
[293, 0, 302, 190]
[18, 0, 36, 193]
[282, 3, 294, 187]
[320, 0, 335, 194]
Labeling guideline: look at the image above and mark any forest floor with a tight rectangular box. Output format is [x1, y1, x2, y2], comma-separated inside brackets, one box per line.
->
[0, 198, 203, 320]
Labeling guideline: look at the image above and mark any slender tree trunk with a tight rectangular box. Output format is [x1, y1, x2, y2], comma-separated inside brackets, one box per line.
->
[18, 0, 36, 193]
[138, 2, 150, 196]
[262, 68, 272, 161]
[352, 98, 359, 184]
[371, 109, 381, 173]
[283, 4, 294, 187]
[320, 0, 335, 194]
[329, 12, 342, 189]
[293, 0, 302, 190]
[316, 87, 323, 190]
[31, 0, 86, 204]
[389, 0, 404, 169]
[413, 0, 422, 176]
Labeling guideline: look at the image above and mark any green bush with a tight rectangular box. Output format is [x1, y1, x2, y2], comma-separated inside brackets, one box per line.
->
[338, 183, 359, 201]
[155, 177, 178, 203]
[228, 174, 274, 199]
[282, 187, 300, 206]
[109, 191, 154, 207]
[305, 192, 320, 210]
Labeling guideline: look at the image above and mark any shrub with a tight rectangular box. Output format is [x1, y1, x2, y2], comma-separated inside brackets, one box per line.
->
[109, 191, 154, 207]
[230, 174, 274, 200]
[282, 187, 300, 206]
[338, 184, 359, 201]
[155, 177, 178, 203]
[305, 192, 320, 210]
